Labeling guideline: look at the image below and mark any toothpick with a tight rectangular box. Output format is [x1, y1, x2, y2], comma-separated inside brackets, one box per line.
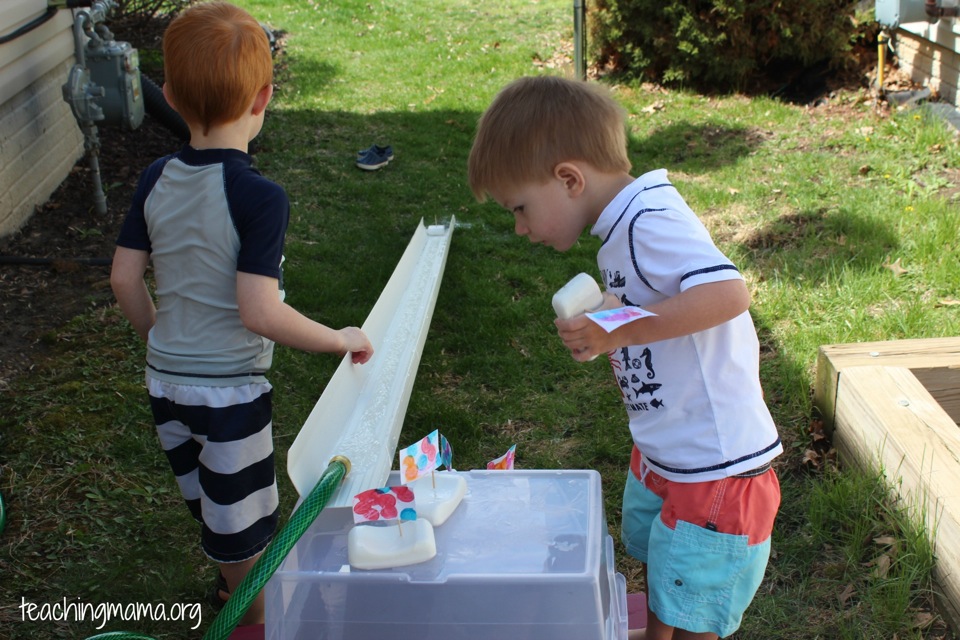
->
[397, 520, 404, 537]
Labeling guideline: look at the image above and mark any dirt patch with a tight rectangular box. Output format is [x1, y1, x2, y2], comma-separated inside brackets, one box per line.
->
[0, 116, 182, 391]
[0, 14, 181, 392]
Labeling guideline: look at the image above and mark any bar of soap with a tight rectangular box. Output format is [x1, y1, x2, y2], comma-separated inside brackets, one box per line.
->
[552, 273, 603, 320]
[348, 519, 437, 570]
[408, 473, 467, 526]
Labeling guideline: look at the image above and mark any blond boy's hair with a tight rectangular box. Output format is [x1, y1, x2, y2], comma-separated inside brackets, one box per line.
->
[467, 76, 631, 201]
[163, 1, 272, 135]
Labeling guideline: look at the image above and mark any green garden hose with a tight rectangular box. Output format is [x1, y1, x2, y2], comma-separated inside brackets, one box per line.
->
[0, 491, 6, 536]
[202, 455, 350, 640]
[84, 456, 350, 640]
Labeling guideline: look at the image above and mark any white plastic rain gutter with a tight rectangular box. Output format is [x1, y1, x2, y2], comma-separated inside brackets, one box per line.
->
[286, 217, 455, 508]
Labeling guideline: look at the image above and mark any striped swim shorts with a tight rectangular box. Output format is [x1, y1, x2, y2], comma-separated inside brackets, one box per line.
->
[147, 376, 280, 563]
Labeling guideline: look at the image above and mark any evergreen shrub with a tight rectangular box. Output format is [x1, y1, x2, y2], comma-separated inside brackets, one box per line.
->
[113, 0, 192, 20]
[589, 0, 868, 90]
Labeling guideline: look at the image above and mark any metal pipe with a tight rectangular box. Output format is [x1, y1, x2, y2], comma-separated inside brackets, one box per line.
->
[926, 0, 960, 20]
[573, 0, 586, 81]
[80, 122, 108, 215]
[66, 2, 117, 215]
[73, 9, 88, 66]
[877, 31, 888, 93]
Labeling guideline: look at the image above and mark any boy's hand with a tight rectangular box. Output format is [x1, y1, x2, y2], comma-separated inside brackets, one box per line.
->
[555, 314, 612, 362]
[554, 291, 620, 361]
[555, 280, 753, 362]
[340, 327, 374, 364]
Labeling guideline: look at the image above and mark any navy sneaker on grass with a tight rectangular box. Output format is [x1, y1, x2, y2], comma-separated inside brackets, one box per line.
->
[356, 145, 394, 170]
[357, 144, 394, 161]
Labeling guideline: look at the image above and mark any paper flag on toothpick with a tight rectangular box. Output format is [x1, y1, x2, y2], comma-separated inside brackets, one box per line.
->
[439, 434, 453, 470]
[586, 306, 657, 333]
[352, 486, 418, 524]
[400, 429, 440, 483]
[487, 444, 517, 470]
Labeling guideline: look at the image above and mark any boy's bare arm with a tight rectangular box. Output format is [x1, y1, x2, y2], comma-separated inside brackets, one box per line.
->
[237, 272, 373, 364]
[110, 246, 156, 342]
[555, 279, 750, 362]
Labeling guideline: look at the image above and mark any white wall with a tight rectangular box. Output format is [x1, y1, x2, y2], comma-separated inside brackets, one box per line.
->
[897, 18, 960, 106]
[0, 1, 84, 238]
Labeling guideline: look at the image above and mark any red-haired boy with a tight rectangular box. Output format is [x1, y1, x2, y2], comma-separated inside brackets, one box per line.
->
[110, 2, 373, 624]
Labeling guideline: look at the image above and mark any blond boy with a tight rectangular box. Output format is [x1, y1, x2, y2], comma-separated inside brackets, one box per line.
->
[468, 76, 781, 639]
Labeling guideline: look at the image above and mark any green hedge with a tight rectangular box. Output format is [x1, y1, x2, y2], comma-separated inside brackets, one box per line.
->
[589, 0, 869, 90]
[112, 0, 192, 19]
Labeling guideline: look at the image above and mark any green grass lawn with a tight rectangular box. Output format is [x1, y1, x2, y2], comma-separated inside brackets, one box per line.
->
[2, 0, 960, 638]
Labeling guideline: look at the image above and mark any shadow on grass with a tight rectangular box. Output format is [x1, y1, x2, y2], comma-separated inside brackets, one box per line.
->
[630, 121, 764, 173]
[274, 52, 339, 97]
[736, 206, 900, 283]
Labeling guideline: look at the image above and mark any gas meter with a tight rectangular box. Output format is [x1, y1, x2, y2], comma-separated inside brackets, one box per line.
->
[84, 38, 144, 130]
[60, 0, 144, 131]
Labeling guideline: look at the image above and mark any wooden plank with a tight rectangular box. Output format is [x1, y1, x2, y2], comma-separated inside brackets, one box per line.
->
[834, 366, 960, 628]
[814, 337, 960, 431]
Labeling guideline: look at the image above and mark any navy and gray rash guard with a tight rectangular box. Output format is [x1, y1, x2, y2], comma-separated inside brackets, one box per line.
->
[116, 145, 289, 386]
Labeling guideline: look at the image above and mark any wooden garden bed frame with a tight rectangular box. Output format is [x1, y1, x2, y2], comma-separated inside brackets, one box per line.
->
[814, 337, 960, 627]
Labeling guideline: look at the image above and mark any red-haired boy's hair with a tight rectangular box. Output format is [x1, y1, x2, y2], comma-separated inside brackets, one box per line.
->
[163, 1, 272, 134]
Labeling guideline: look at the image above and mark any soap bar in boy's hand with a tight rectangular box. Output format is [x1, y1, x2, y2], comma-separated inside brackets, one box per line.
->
[552, 273, 604, 320]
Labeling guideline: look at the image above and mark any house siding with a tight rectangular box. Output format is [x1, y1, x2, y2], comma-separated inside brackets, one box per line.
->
[897, 19, 960, 107]
[0, 2, 84, 239]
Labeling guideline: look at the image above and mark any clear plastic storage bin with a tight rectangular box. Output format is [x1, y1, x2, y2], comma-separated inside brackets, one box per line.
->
[265, 469, 627, 640]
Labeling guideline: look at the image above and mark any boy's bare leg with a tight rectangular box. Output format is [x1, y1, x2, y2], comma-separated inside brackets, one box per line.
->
[643, 608, 719, 640]
[634, 564, 719, 640]
[220, 554, 264, 625]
